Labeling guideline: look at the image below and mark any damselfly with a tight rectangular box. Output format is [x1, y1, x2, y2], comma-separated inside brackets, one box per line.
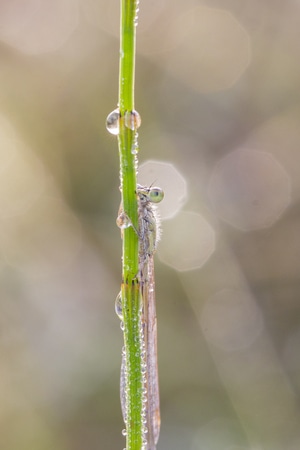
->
[116, 184, 164, 450]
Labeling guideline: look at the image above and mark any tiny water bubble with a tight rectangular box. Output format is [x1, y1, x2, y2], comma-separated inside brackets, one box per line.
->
[142, 404, 147, 414]
[131, 144, 139, 155]
[122, 429, 127, 436]
[106, 109, 120, 135]
[120, 321, 125, 331]
[124, 110, 141, 131]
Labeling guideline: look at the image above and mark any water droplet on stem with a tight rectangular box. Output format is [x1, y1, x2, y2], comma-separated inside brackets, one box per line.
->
[116, 212, 132, 230]
[124, 110, 141, 131]
[115, 292, 123, 320]
[106, 109, 121, 135]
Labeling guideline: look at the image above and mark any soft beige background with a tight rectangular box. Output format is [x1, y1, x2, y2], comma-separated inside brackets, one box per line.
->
[0, 1, 299, 449]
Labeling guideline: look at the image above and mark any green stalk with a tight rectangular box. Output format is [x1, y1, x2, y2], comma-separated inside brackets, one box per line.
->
[118, 1, 142, 448]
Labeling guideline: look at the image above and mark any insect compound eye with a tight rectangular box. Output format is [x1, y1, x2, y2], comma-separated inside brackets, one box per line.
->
[149, 187, 164, 204]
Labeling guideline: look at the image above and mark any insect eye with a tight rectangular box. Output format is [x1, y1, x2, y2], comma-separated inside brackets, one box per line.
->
[149, 187, 164, 203]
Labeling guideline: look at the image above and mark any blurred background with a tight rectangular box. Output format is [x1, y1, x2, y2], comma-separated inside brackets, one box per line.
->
[0, 0, 299, 449]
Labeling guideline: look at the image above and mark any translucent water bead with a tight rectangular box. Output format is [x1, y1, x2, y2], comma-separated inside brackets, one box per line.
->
[115, 291, 123, 320]
[124, 110, 141, 130]
[106, 109, 121, 135]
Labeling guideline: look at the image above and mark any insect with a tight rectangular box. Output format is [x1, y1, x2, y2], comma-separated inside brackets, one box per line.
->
[117, 184, 164, 449]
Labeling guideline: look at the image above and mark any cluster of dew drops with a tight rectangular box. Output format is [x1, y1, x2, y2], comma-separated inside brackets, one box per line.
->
[116, 290, 149, 450]
[120, 334, 149, 450]
[106, 108, 141, 155]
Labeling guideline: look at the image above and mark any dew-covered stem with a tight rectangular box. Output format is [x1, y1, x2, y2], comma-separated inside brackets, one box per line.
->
[118, 1, 143, 449]
[106, 0, 158, 447]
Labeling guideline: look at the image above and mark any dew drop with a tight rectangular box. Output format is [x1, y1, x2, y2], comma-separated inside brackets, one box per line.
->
[122, 428, 127, 436]
[124, 110, 141, 131]
[120, 321, 125, 331]
[116, 212, 131, 230]
[115, 292, 123, 320]
[106, 109, 120, 135]
[131, 144, 139, 155]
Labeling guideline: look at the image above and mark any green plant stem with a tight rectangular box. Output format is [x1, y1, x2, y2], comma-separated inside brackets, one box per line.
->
[118, 1, 143, 449]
